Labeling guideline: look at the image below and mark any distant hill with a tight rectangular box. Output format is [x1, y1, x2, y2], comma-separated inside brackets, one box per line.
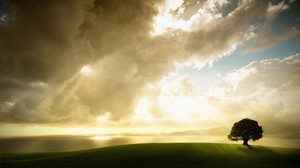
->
[1, 143, 299, 168]
[163, 127, 230, 136]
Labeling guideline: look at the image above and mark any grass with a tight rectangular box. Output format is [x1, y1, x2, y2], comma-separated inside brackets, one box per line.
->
[0, 143, 299, 168]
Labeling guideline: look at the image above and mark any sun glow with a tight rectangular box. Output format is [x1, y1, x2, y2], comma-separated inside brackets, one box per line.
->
[80, 65, 93, 76]
[159, 96, 218, 123]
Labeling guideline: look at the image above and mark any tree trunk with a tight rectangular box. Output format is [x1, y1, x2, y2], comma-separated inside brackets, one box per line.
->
[243, 139, 249, 146]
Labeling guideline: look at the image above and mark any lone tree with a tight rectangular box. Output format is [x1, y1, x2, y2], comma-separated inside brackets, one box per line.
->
[228, 118, 263, 146]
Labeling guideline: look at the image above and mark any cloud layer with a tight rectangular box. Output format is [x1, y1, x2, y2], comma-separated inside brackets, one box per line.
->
[0, 0, 298, 128]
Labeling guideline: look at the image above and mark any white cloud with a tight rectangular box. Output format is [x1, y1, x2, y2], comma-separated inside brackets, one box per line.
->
[209, 53, 300, 133]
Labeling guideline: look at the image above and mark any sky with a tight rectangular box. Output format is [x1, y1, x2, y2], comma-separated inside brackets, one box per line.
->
[0, 0, 299, 137]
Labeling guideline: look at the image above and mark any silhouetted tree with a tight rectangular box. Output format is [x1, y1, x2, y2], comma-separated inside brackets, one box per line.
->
[228, 118, 263, 146]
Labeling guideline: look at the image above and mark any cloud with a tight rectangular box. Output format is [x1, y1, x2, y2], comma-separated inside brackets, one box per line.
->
[184, 0, 266, 64]
[0, 0, 295, 126]
[244, 27, 300, 54]
[0, 0, 175, 124]
[244, 1, 300, 54]
[209, 53, 300, 134]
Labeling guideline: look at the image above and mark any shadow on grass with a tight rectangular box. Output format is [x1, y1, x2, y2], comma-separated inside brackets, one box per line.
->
[237, 145, 278, 156]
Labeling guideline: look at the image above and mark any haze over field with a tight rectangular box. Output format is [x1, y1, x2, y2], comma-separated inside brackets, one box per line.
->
[0, 0, 300, 149]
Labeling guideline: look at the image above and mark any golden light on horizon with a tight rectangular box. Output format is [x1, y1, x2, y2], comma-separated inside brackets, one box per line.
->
[90, 135, 112, 141]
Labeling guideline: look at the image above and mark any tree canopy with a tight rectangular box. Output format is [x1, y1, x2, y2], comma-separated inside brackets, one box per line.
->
[228, 118, 263, 146]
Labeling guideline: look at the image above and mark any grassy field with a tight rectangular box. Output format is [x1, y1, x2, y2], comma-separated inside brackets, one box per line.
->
[0, 143, 299, 168]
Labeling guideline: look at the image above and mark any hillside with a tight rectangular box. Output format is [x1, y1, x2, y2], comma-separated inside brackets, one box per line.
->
[1, 143, 299, 168]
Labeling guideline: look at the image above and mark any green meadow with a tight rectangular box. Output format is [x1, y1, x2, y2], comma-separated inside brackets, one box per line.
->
[1, 143, 299, 168]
